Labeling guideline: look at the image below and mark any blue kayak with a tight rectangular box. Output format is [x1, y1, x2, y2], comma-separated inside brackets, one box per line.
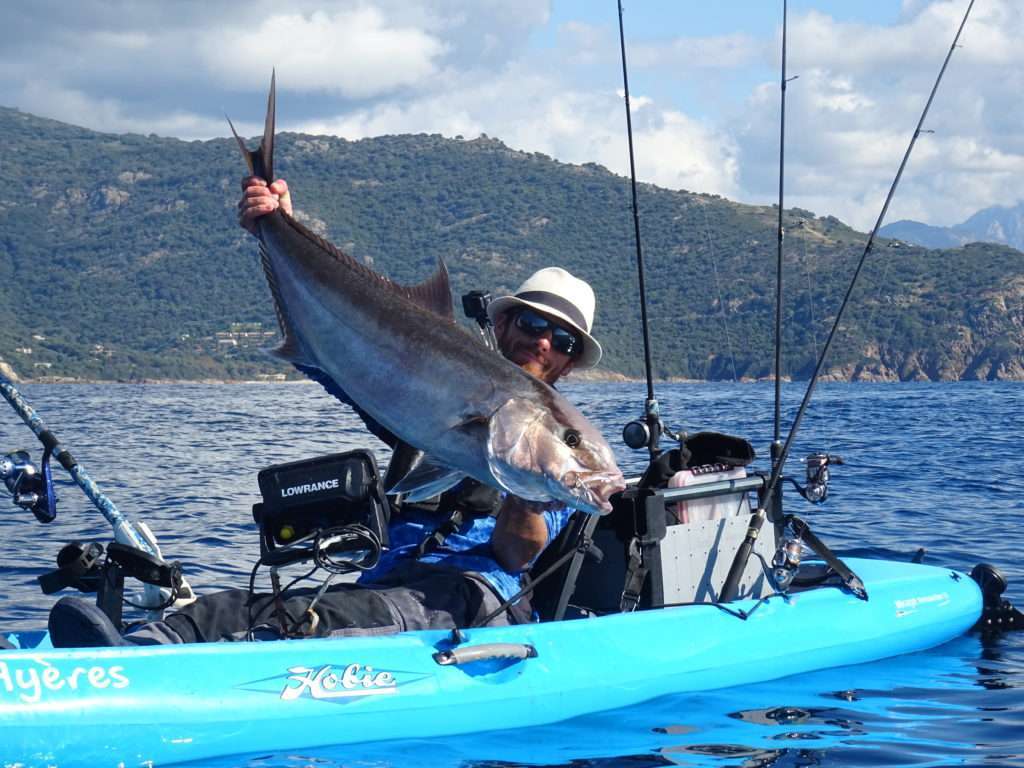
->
[0, 558, 981, 768]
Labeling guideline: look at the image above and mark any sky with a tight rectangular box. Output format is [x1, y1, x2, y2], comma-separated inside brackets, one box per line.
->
[2, 0, 1020, 230]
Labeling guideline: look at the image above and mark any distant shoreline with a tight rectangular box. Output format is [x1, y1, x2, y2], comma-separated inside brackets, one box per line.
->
[7, 373, 1021, 385]
[5, 358, 1022, 385]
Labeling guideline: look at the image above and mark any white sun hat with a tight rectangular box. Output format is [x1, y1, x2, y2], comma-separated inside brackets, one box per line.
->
[486, 267, 603, 369]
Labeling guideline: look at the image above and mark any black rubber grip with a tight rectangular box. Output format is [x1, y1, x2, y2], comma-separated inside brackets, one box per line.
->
[55, 449, 77, 471]
[38, 429, 60, 452]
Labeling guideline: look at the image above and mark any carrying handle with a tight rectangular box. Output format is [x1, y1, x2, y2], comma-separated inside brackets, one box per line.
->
[433, 643, 537, 666]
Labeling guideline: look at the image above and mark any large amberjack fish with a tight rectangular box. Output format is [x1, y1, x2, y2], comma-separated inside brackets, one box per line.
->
[229, 75, 625, 514]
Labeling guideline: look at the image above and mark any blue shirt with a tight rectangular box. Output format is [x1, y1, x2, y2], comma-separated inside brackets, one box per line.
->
[360, 501, 574, 600]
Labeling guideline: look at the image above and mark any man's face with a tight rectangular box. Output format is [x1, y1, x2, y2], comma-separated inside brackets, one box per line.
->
[495, 307, 578, 385]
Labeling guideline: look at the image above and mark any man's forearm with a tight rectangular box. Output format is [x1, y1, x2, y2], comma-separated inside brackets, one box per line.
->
[491, 497, 550, 573]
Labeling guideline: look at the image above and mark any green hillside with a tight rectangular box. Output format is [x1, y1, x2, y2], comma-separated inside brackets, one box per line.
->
[1, 106, 1022, 382]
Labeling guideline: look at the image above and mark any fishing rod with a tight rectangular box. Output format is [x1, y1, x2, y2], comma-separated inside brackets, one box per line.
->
[721, 0, 976, 602]
[616, 0, 663, 459]
[0, 370, 177, 612]
[772, 0, 796, 472]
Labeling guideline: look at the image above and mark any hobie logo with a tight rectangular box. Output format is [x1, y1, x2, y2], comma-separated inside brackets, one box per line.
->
[280, 663, 397, 701]
[894, 592, 950, 617]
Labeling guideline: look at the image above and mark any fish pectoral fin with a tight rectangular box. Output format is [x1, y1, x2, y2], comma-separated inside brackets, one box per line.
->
[383, 441, 425, 491]
[388, 455, 467, 502]
[452, 412, 490, 435]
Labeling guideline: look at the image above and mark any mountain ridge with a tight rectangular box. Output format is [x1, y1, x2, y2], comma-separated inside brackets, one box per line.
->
[880, 201, 1024, 253]
[1, 105, 1022, 383]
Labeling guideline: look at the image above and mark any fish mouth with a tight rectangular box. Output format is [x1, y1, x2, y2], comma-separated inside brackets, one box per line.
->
[556, 470, 627, 515]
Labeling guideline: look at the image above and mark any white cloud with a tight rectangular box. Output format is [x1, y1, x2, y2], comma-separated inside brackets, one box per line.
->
[303, 100, 483, 142]
[809, 77, 875, 115]
[730, 0, 1024, 228]
[301, 58, 739, 200]
[199, 8, 446, 97]
[628, 111, 740, 196]
[1, 1, 1021, 230]
[89, 30, 152, 50]
[14, 81, 225, 139]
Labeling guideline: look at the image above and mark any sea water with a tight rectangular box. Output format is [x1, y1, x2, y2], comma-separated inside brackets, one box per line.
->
[0, 382, 1021, 767]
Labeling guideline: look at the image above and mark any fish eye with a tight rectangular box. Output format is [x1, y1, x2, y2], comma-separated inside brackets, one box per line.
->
[564, 429, 582, 448]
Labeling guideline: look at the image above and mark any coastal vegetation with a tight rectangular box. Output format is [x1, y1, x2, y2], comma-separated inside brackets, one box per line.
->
[1, 106, 1022, 382]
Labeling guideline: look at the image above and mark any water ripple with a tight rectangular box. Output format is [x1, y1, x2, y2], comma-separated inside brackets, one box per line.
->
[1, 381, 1022, 767]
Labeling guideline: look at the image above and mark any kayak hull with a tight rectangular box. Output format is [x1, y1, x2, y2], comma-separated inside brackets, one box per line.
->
[0, 558, 982, 768]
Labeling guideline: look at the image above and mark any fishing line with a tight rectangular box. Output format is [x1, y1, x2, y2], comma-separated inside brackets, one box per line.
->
[857, 239, 908, 379]
[797, 222, 821, 366]
[702, 203, 739, 382]
[721, 0, 976, 602]
[796, 224, 841, 460]
[823, 236, 902, 382]
[764, 0, 975, 500]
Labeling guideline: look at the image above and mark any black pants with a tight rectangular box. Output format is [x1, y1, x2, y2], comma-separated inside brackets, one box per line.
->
[125, 562, 516, 644]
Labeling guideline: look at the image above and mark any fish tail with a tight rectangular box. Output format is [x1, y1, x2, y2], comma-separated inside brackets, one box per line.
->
[226, 70, 276, 182]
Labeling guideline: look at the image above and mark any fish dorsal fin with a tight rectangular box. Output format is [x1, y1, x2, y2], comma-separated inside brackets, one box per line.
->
[399, 258, 455, 322]
[270, 211, 456, 322]
[259, 242, 313, 366]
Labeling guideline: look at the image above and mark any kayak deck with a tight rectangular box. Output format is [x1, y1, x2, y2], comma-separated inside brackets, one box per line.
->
[0, 558, 981, 767]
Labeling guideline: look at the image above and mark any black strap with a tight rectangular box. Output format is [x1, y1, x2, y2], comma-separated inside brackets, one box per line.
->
[416, 507, 464, 558]
[516, 291, 588, 330]
[787, 515, 868, 601]
[412, 481, 501, 557]
[620, 536, 653, 612]
[549, 513, 601, 621]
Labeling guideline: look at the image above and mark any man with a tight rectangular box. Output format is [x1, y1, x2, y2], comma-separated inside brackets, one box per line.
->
[47, 176, 610, 647]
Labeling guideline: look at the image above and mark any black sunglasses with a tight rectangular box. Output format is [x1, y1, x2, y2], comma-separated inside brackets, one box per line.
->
[513, 308, 583, 357]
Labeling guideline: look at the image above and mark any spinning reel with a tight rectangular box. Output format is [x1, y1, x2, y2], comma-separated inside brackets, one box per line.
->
[622, 401, 684, 454]
[0, 448, 57, 523]
[786, 453, 844, 504]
